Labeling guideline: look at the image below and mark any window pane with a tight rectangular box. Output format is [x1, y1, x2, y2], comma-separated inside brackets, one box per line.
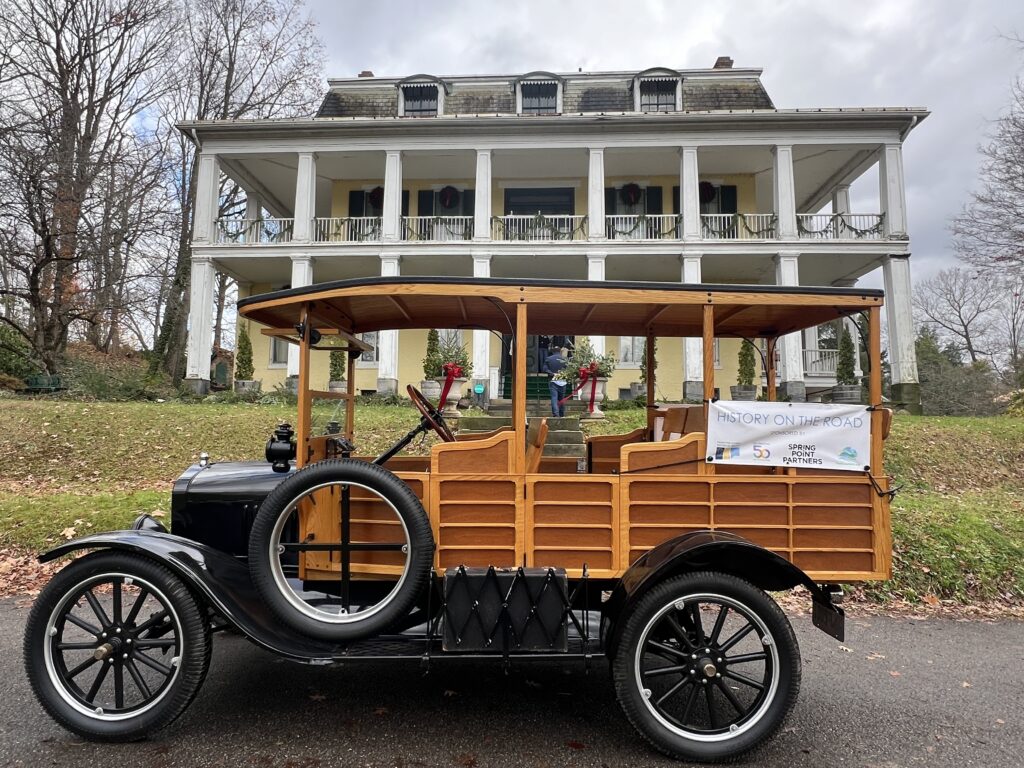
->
[619, 336, 645, 364]
[270, 337, 289, 365]
[639, 80, 676, 112]
[359, 332, 379, 363]
[403, 85, 438, 117]
[521, 82, 557, 114]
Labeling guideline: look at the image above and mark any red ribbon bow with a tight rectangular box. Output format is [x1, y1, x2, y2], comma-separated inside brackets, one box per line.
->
[559, 361, 600, 412]
[438, 362, 464, 407]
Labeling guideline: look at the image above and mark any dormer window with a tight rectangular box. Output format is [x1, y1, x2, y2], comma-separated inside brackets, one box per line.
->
[639, 80, 677, 112]
[515, 72, 564, 115]
[401, 84, 439, 117]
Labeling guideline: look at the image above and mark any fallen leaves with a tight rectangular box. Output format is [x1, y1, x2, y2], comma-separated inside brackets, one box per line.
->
[0, 547, 62, 598]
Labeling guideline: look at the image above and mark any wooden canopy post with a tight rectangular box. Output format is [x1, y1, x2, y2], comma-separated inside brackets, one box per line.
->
[345, 346, 357, 442]
[514, 302, 528, 474]
[868, 306, 883, 474]
[296, 304, 313, 468]
[702, 303, 715, 411]
[645, 331, 656, 438]
[766, 338, 777, 402]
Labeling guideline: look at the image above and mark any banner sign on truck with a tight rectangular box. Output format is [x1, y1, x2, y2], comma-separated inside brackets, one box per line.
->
[706, 401, 871, 472]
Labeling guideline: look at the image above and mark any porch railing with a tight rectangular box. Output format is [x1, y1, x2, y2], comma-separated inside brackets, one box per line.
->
[803, 348, 839, 376]
[701, 213, 777, 240]
[402, 216, 474, 241]
[492, 214, 588, 241]
[313, 217, 382, 242]
[606, 214, 682, 240]
[797, 213, 885, 240]
[216, 218, 294, 244]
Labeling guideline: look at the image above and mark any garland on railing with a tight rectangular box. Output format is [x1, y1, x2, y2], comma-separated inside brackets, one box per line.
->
[701, 213, 777, 238]
[319, 217, 382, 242]
[217, 219, 292, 243]
[402, 216, 474, 241]
[796, 213, 885, 238]
[490, 213, 589, 240]
[607, 213, 682, 238]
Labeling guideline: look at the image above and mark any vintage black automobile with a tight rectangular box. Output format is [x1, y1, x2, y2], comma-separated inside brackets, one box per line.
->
[23, 277, 893, 762]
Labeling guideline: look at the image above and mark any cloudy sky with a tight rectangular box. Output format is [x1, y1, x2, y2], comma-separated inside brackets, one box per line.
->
[307, 0, 1024, 286]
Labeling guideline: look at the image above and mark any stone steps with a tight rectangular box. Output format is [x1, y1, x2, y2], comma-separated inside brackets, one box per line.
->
[456, 415, 586, 457]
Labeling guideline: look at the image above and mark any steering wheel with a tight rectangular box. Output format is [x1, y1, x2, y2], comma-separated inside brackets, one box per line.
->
[407, 384, 456, 442]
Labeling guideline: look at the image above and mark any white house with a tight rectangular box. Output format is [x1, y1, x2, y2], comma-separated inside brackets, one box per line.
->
[180, 58, 926, 411]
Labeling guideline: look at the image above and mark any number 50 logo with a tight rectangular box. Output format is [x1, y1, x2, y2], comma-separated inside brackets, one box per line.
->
[753, 444, 771, 460]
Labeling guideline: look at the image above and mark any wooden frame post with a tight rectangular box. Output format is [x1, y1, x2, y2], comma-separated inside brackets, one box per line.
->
[765, 338, 777, 402]
[645, 331, 656, 438]
[702, 304, 715, 406]
[868, 306, 883, 474]
[514, 302, 528, 474]
[345, 347, 357, 442]
[296, 304, 313, 468]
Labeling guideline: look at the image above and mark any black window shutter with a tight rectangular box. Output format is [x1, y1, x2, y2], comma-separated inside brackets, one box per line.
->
[672, 185, 680, 214]
[348, 190, 365, 217]
[401, 190, 410, 218]
[417, 190, 434, 217]
[720, 185, 738, 214]
[462, 189, 475, 216]
[604, 187, 616, 216]
[646, 186, 663, 215]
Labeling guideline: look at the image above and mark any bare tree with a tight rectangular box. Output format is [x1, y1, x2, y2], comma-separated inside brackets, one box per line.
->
[0, 0, 176, 372]
[913, 267, 1001, 363]
[151, 0, 324, 381]
[952, 71, 1024, 269]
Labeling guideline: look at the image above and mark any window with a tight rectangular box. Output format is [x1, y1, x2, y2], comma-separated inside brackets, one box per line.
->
[619, 336, 646, 366]
[358, 332, 379, 366]
[269, 337, 289, 367]
[521, 82, 558, 115]
[439, 329, 462, 345]
[402, 85, 438, 117]
[639, 80, 677, 112]
[713, 338, 721, 368]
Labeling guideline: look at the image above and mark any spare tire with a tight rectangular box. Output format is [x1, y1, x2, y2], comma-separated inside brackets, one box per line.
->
[248, 459, 434, 642]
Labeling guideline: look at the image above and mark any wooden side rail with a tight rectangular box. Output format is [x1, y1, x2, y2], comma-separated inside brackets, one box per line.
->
[587, 427, 646, 474]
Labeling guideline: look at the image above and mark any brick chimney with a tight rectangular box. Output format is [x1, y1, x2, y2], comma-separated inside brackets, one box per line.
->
[713, 56, 734, 69]
[358, 70, 374, 78]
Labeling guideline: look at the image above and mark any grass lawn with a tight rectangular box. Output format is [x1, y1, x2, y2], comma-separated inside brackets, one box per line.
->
[2, 398, 1022, 605]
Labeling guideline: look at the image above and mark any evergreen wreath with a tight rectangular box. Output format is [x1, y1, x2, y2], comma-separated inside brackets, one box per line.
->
[619, 183, 643, 206]
[698, 181, 717, 205]
[438, 185, 461, 210]
[368, 185, 384, 210]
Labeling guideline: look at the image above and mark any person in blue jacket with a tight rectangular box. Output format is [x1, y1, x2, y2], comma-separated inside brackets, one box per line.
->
[544, 346, 569, 417]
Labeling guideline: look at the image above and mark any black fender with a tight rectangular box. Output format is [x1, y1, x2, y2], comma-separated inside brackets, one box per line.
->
[604, 530, 844, 652]
[39, 530, 357, 663]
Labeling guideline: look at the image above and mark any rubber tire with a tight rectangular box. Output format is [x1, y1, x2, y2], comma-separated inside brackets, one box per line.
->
[248, 459, 434, 642]
[612, 571, 801, 763]
[23, 551, 212, 742]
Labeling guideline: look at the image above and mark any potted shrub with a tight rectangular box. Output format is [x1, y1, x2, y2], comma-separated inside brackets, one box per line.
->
[730, 340, 758, 401]
[420, 329, 443, 401]
[567, 337, 616, 418]
[832, 325, 862, 403]
[436, 333, 472, 416]
[233, 324, 260, 394]
[328, 349, 347, 392]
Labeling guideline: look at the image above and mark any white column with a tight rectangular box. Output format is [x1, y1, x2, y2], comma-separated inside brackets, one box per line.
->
[879, 144, 908, 239]
[774, 251, 805, 400]
[832, 184, 851, 215]
[587, 252, 606, 354]
[377, 255, 401, 393]
[679, 146, 701, 241]
[184, 256, 215, 389]
[382, 150, 403, 242]
[882, 254, 918, 387]
[293, 152, 317, 242]
[242, 194, 262, 244]
[473, 150, 492, 241]
[286, 255, 314, 377]
[193, 153, 220, 244]
[681, 253, 703, 400]
[587, 148, 606, 240]
[772, 145, 798, 240]
[472, 252, 492, 390]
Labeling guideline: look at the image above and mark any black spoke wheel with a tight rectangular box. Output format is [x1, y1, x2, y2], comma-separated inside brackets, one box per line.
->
[24, 551, 211, 742]
[248, 459, 434, 642]
[613, 572, 800, 763]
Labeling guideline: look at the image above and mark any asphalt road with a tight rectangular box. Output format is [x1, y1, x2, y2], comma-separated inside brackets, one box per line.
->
[1, 599, 1020, 768]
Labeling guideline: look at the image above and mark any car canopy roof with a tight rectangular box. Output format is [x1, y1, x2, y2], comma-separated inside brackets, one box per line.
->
[237, 276, 883, 339]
